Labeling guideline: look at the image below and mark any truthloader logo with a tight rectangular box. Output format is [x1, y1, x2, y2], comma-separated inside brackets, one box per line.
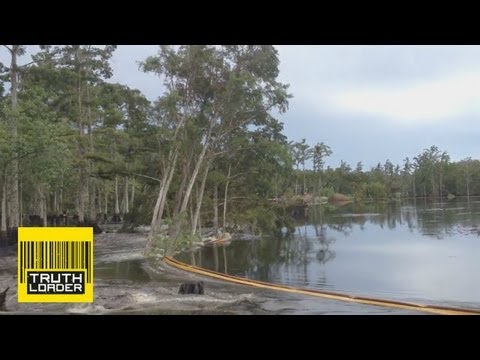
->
[18, 227, 93, 303]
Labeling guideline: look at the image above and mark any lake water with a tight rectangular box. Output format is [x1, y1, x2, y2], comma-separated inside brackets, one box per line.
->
[176, 198, 480, 309]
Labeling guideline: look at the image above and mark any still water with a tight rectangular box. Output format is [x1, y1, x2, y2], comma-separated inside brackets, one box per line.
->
[176, 198, 480, 308]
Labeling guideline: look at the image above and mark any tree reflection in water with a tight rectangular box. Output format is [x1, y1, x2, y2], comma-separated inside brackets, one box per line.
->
[176, 198, 480, 297]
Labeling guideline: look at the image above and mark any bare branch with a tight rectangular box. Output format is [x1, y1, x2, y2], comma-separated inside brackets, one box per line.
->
[17, 54, 63, 69]
[1, 45, 12, 53]
[132, 173, 161, 183]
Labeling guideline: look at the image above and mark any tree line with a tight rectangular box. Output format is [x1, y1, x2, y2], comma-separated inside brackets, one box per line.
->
[0, 45, 294, 253]
[1, 45, 477, 254]
[290, 142, 479, 203]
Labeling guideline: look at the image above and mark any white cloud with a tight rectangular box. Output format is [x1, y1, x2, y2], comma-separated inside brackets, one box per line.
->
[325, 71, 480, 127]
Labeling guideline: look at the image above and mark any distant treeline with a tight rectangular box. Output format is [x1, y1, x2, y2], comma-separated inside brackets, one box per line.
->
[290, 143, 477, 201]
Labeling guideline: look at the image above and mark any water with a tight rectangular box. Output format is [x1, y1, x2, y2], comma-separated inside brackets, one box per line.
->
[95, 259, 151, 283]
[176, 198, 480, 308]
[1, 232, 422, 314]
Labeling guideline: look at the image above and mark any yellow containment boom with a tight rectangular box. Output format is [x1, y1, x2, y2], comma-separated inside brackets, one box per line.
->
[164, 256, 480, 315]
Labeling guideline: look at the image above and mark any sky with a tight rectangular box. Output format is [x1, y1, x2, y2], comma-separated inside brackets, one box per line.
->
[3, 45, 480, 169]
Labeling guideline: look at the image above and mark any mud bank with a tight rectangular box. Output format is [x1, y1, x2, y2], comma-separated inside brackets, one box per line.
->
[0, 232, 422, 315]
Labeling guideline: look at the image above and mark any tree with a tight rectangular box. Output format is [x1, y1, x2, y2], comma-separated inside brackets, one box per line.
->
[438, 151, 450, 201]
[461, 157, 473, 201]
[312, 142, 332, 196]
[288, 141, 302, 195]
[355, 161, 363, 173]
[336, 160, 352, 194]
[140, 45, 290, 252]
[403, 157, 416, 199]
[35, 45, 117, 222]
[414, 145, 443, 200]
[1, 45, 27, 229]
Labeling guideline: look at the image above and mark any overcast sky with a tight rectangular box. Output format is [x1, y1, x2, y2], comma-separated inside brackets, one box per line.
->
[106, 45, 480, 169]
[3, 45, 480, 169]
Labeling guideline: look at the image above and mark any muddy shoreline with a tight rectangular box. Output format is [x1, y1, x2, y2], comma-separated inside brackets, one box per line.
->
[0, 232, 422, 315]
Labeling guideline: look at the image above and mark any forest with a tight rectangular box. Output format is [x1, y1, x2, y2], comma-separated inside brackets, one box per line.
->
[1, 45, 479, 255]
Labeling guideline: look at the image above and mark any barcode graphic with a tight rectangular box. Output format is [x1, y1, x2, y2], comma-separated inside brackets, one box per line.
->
[19, 240, 91, 284]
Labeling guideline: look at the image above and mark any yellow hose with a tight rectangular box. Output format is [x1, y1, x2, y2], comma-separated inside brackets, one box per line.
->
[164, 256, 480, 315]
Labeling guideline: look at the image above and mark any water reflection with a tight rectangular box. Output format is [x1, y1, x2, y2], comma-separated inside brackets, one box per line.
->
[323, 200, 480, 239]
[176, 198, 480, 306]
[95, 259, 150, 283]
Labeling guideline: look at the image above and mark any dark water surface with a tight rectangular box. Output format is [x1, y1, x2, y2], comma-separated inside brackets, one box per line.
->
[95, 259, 151, 283]
[176, 198, 480, 309]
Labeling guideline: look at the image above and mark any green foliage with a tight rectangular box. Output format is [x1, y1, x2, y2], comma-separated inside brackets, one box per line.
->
[351, 182, 367, 202]
[321, 186, 336, 198]
[120, 203, 152, 232]
[237, 205, 278, 235]
[139, 45, 294, 248]
[150, 211, 200, 256]
[367, 182, 388, 200]
[8, 44, 480, 263]
[289, 143, 480, 204]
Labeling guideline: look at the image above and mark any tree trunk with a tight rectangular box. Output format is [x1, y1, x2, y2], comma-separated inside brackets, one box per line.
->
[149, 112, 189, 232]
[213, 183, 219, 236]
[318, 173, 322, 197]
[124, 176, 129, 214]
[38, 188, 43, 221]
[156, 152, 179, 225]
[303, 163, 306, 193]
[439, 173, 443, 202]
[1, 182, 7, 232]
[198, 209, 202, 235]
[412, 177, 416, 198]
[192, 162, 210, 235]
[77, 124, 85, 219]
[173, 145, 195, 216]
[60, 171, 64, 212]
[431, 175, 435, 200]
[38, 186, 47, 227]
[130, 178, 135, 207]
[189, 200, 194, 232]
[114, 176, 120, 215]
[8, 46, 20, 228]
[149, 149, 180, 236]
[275, 171, 278, 200]
[222, 164, 231, 234]
[466, 173, 470, 202]
[89, 180, 96, 221]
[42, 192, 47, 227]
[98, 184, 103, 220]
[86, 59, 96, 222]
[179, 127, 211, 214]
[77, 60, 87, 223]
[146, 152, 180, 252]
[104, 182, 108, 215]
[147, 114, 188, 249]
[19, 176, 23, 226]
[53, 191, 58, 215]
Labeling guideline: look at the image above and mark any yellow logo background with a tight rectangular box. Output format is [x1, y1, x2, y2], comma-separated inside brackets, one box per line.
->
[18, 227, 93, 303]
